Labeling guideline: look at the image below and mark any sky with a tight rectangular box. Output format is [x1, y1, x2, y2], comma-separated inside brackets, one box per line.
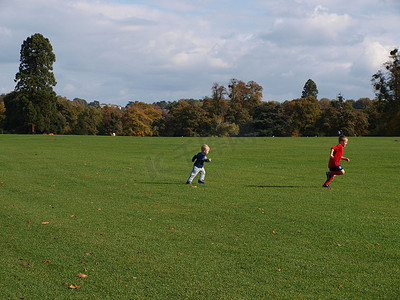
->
[0, 0, 399, 106]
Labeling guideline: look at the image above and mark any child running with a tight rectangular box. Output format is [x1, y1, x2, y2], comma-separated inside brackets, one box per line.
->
[323, 135, 350, 188]
[186, 144, 211, 184]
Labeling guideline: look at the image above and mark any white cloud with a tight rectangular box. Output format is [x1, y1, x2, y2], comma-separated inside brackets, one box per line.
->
[0, 0, 399, 103]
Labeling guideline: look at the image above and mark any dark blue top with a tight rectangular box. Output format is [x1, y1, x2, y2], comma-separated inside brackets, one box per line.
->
[192, 152, 210, 168]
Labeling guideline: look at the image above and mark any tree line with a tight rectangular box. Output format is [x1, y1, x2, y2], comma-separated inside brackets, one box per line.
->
[0, 34, 399, 136]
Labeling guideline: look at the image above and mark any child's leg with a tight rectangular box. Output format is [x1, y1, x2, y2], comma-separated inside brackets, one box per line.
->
[198, 168, 206, 182]
[324, 168, 345, 186]
[324, 173, 336, 186]
[187, 166, 200, 183]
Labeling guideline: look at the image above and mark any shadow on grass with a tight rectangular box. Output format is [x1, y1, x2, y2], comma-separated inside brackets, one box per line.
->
[247, 185, 315, 188]
[137, 181, 187, 185]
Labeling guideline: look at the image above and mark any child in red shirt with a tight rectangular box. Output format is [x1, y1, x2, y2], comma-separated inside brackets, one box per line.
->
[323, 135, 350, 188]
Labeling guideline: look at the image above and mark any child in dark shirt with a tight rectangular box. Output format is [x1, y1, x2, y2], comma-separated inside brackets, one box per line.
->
[186, 144, 211, 184]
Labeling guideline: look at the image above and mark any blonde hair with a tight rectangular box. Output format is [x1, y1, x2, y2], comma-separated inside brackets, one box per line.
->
[201, 144, 210, 151]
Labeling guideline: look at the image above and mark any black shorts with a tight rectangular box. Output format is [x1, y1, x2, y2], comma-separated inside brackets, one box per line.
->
[330, 165, 343, 172]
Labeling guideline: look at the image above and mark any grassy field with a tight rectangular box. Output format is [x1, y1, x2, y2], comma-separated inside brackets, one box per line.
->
[0, 135, 399, 299]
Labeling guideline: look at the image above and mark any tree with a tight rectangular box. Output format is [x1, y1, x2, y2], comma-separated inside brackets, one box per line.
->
[99, 106, 123, 135]
[353, 98, 372, 110]
[241, 102, 290, 136]
[57, 96, 83, 134]
[371, 48, 400, 135]
[283, 96, 321, 136]
[73, 106, 102, 135]
[227, 79, 263, 125]
[203, 83, 238, 136]
[5, 33, 58, 133]
[159, 100, 210, 136]
[301, 79, 318, 99]
[121, 102, 162, 136]
[0, 99, 5, 133]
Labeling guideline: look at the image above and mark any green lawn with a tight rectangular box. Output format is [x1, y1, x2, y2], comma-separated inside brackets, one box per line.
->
[0, 135, 399, 299]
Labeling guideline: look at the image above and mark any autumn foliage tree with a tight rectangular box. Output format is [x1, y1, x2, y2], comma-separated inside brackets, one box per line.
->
[122, 102, 162, 136]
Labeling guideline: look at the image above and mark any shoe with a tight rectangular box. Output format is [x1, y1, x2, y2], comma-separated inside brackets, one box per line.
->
[326, 172, 331, 181]
[198, 180, 205, 184]
[186, 181, 191, 184]
[322, 184, 330, 188]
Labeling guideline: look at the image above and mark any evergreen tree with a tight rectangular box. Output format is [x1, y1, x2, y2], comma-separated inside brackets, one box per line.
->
[5, 33, 58, 133]
[301, 79, 318, 99]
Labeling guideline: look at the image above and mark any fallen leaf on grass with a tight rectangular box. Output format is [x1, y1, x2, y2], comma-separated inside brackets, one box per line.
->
[4, 224, 13, 227]
[78, 273, 88, 278]
[44, 260, 51, 263]
[42, 222, 49, 225]
[69, 284, 82, 289]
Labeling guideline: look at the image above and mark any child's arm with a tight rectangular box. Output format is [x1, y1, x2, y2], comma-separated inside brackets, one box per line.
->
[330, 148, 335, 159]
[341, 156, 350, 162]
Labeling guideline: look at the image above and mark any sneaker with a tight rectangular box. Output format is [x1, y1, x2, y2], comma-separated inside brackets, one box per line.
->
[326, 172, 331, 181]
[322, 184, 330, 188]
[186, 181, 191, 184]
[198, 180, 205, 184]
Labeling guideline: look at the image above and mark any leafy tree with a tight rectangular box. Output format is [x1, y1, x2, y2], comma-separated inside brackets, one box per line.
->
[353, 98, 372, 110]
[72, 98, 88, 108]
[5, 33, 58, 133]
[283, 96, 321, 136]
[371, 48, 400, 135]
[301, 79, 318, 99]
[73, 106, 102, 135]
[3, 92, 26, 132]
[0, 99, 6, 133]
[316, 106, 340, 136]
[121, 102, 162, 136]
[99, 106, 123, 135]
[202, 83, 237, 136]
[241, 102, 290, 136]
[153, 101, 174, 110]
[316, 96, 370, 136]
[57, 96, 83, 134]
[227, 79, 263, 125]
[319, 98, 331, 110]
[159, 100, 210, 136]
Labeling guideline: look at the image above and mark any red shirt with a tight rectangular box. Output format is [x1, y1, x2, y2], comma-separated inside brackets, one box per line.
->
[328, 144, 343, 168]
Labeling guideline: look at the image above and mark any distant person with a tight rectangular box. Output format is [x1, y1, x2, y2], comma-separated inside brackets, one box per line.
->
[186, 144, 211, 184]
[323, 135, 350, 188]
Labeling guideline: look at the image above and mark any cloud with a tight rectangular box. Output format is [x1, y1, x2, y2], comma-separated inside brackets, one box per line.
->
[0, 0, 399, 104]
